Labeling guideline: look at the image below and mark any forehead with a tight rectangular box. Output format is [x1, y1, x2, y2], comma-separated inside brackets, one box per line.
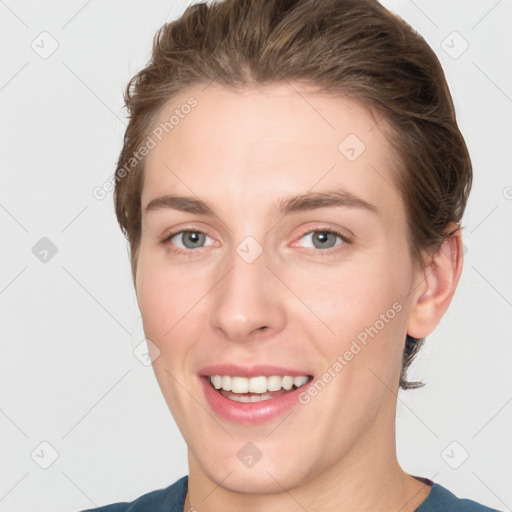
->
[141, 82, 402, 220]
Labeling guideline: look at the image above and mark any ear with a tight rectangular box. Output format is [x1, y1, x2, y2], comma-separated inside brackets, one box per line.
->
[407, 225, 464, 339]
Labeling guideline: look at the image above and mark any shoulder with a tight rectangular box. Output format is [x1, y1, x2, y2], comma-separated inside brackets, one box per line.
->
[416, 483, 502, 512]
[78, 475, 188, 512]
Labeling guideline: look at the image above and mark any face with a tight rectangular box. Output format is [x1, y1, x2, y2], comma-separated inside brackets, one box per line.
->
[136, 83, 420, 493]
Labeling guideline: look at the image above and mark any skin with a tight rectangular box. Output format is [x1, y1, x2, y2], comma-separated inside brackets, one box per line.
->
[134, 82, 463, 512]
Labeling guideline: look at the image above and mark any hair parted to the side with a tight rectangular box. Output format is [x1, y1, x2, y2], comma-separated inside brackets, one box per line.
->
[114, 0, 472, 390]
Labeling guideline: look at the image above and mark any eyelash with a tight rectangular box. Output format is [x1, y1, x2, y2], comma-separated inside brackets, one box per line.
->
[160, 228, 351, 256]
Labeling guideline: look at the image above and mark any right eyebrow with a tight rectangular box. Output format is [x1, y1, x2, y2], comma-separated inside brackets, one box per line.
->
[144, 195, 214, 215]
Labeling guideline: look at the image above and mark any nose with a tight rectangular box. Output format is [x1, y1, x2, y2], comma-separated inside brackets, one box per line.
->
[209, 246, 287, 343]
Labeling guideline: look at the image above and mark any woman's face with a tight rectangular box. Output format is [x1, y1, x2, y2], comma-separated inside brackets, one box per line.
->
[136, 83, 421, 493]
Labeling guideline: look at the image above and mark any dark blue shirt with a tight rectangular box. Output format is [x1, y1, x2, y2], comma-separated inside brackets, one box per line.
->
[80, 476, 501, 511]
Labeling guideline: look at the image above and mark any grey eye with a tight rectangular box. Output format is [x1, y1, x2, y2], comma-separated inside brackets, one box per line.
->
[299, 231, 343, 249]
[311, 231, 338, 249]
[172, 231, 208, 249]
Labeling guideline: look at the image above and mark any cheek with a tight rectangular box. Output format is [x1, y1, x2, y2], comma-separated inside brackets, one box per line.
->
[136, 244, 209, 339]
[136, 267, 172, 342]
[292, 251, 412, 371]
[288, 256, 412, 437]
[135, 252, 207, 423]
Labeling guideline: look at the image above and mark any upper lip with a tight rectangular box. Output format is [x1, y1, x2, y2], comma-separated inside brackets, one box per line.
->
[198, 364, 313, 378]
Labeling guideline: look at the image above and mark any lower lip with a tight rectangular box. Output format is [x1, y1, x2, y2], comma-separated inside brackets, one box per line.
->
[200, 376, 311, 425]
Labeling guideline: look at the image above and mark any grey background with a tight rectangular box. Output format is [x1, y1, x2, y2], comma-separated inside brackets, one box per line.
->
[1, 0, 511, 511]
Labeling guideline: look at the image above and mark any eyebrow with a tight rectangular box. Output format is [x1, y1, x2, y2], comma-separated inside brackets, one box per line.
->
[144, 189, 377, 216]
[276, 189, 377, 216]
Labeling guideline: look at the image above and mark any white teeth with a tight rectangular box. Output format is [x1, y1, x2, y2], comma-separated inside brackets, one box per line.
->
[248, 376, 267, 393]
[228, 393, 270, 403]
[211, 375, 222, 389]
[231, 376, 249, 393]
[209, 374, 310, 394]
[267, 375, 282, 391]
[293, 376, 308, 388]
[221, 375, 232, 391]
[282, 376, 294, 390]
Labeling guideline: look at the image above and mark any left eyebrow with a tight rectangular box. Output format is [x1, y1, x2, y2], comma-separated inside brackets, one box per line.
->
[276, 189, 378, 216]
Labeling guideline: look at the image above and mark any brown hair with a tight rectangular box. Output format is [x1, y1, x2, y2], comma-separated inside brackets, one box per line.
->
[114, 0, 472, 389]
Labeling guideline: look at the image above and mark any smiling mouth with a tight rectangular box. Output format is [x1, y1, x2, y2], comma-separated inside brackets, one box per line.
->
[208, 374, 312, 403]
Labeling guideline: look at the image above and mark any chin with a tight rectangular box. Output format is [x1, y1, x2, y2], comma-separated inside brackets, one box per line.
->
[197, 450, 315, 495]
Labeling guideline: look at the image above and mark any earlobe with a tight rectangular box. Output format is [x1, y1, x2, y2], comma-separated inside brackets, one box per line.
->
[407, 226, 464, 339]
